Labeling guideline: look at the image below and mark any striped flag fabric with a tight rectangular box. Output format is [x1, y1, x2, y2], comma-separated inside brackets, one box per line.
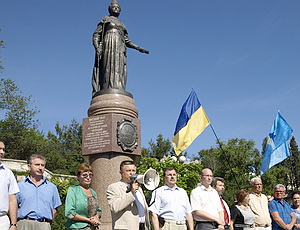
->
[172, 90, 210, 156]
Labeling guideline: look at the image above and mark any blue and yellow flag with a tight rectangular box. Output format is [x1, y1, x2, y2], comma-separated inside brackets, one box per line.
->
[260, 111, 293, 174]
[172, 90, 210, 156]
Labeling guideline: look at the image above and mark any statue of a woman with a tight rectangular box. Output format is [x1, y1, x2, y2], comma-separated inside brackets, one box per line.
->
[92, 0, 149, 97]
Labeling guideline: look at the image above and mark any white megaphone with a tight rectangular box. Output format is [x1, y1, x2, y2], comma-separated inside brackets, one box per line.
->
[130, 168, 160, 190]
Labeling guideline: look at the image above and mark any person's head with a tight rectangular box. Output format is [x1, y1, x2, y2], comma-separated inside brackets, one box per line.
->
[200, 168, 213, 187]
[0, 140, 5, 162]
[250, 177, 263, 194]
[28, 154, 46, 178]
[164, 167, 177, 188]
[76, 163, 93, 187]
[108, 2, 121, 17]
[236, 189, 250, 205]
[120, 160, 136, 183]
[292, 191, 300, 208]
[273, 184, 286, 200]
[212, 177, 225, 195]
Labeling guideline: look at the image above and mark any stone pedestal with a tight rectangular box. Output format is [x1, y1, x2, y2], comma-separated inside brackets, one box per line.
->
[82, 91, 141, 230]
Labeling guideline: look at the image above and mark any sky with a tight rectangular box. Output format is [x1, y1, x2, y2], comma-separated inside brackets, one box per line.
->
[1, 0, 300, 159]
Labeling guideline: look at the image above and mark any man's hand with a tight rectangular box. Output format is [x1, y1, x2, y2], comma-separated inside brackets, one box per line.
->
[218, 225, 225, 230]
[9, 225, 17, 230]
[285, 223, 294, 230]
[131, 180, 140, 194]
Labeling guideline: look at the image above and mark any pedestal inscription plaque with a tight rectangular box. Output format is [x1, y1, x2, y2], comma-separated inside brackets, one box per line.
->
[82, 113, 141, 155]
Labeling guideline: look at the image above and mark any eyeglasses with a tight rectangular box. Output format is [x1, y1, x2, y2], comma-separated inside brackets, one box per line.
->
[202, 175, 213, 178]
[81, 173, 93, 178]
[274, 190, 285, 193]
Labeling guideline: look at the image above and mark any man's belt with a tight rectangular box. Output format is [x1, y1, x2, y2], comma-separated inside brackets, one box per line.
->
[234, 223, 254, 228]
[255, 224, 270, 228]
[196, 221, 219, 228]
[224, 224, 230, 229]
[18, 216, 51, 222]
[165, 219, 186, 225]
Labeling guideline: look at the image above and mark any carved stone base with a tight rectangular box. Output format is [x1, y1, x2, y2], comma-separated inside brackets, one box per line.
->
[88, 92, 138, 118]
[83, 91, 142, 229]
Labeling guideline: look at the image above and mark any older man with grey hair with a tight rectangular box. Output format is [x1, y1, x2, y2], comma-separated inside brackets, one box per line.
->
[268, 184, 296, 230]
[248, 177, 271, 230]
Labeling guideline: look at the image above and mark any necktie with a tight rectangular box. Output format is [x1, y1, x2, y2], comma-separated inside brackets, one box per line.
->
[220, 196, 229, 225]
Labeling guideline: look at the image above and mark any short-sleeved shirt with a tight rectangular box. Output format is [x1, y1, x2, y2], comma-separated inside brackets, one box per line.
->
[269, 198, 292, 230]
[149, 184, 191, 221]
[249, 193, 271, 226]
[291, 205, 300, 230]
[0, 163, 20, 214]
[190, 184, 223, 221]
[17, 176, 62, 220]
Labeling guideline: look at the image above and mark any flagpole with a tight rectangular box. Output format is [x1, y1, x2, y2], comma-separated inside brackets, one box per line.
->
[209, 124, 241, 190]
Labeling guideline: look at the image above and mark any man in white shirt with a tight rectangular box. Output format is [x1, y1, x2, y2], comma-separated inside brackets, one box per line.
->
[190, 168, 224, 230]
[0, 140, 19, 230]
[149, 167, 194, 230]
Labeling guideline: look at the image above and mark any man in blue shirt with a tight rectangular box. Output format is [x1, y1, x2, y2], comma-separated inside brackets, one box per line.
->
[16, 154, 61, 230]
[269, 184, 296, 230]
[149, 167, 194, 230]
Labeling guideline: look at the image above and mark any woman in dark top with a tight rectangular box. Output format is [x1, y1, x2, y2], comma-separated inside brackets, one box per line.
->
[230, 189, 255, 230]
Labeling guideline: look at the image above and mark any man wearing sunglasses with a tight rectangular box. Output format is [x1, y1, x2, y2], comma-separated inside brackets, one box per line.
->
[16, 154, 62, 230]
[269, 184, 296, 230]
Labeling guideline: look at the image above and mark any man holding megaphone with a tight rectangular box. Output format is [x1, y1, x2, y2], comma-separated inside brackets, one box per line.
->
[106, 160, 150, 230]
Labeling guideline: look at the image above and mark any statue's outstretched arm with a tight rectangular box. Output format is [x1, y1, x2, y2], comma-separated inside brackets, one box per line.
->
[125, 37, 149, 54]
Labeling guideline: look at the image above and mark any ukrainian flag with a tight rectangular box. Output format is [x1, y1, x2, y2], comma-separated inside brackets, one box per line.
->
[172, 90, 210, 156]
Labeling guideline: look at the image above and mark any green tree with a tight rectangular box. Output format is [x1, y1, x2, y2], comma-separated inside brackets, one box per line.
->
[45, 120, 84, 175]
[141, 133, 174, 159]
[0, 78, 44, 160]
[198, 138, 261, 205]
[137, 157, 202, 203]
[288, 136, 300, 190]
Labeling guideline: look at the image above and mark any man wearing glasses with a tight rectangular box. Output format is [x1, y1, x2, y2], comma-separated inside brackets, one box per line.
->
[190, 168, 224, 230]
[16, 154, 61, 230]
[268, 184, 296, 230]
[149, 167, 194, 230]
[249, 177, 271, 230]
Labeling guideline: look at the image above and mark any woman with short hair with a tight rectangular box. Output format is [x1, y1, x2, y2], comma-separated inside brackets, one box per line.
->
[65, 163, 101, 230]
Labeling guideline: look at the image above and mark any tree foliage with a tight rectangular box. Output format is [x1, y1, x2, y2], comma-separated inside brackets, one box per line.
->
[45, 120, 84, 175]
[198, 138, 261, 205]
[137, 157, 202, 203]
[141, 133, 174, 159]
[0, 78, 43, 159]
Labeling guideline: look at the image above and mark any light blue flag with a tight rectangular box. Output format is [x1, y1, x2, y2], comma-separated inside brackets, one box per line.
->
[260, 111, 293, 174]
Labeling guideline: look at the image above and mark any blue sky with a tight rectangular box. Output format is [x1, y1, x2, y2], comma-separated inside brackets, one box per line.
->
[1, 0, 300, 159]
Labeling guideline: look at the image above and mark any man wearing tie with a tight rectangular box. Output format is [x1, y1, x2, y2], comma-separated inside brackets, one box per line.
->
[106, 160, 150, 230]
[212, 177, 230, 229]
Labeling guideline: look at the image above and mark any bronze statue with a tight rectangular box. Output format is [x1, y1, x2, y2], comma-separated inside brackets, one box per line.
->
[92, 0, 149, 96]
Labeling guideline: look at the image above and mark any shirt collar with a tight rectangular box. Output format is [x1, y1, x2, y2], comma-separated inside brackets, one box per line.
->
[200, 184, 213, 191]
[25, 175, 47, 185]
[163, 184, 179, 191]
[251, 192, 262, 197]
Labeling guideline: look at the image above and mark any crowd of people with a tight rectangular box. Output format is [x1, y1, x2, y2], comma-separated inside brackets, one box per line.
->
[1, 139, 300, 230]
